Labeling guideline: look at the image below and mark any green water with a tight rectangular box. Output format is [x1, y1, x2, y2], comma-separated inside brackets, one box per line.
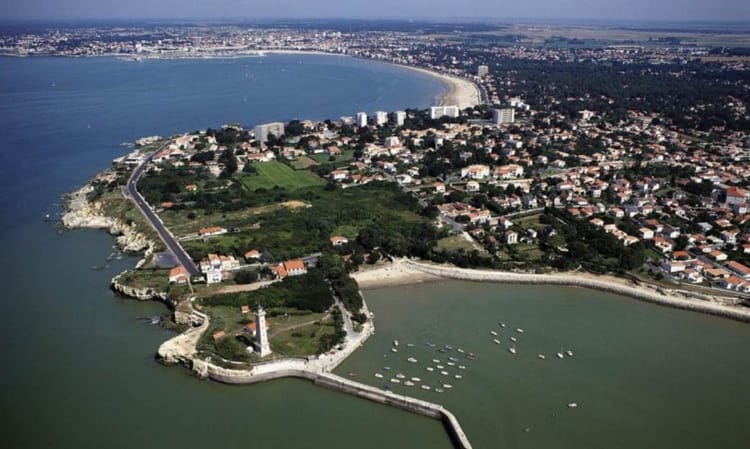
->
[337, 281, 750, 449]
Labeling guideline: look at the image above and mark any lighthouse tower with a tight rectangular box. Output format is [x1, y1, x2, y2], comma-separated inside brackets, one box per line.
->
[254, 306, 272, 357]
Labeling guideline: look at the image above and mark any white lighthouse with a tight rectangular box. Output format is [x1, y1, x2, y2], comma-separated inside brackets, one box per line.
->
[254, 306, 272, 357]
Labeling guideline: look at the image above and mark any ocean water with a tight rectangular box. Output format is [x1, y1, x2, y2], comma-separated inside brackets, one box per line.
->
[0, 54, 451, 449]
[338, 282, 750, 448]
[2, 53, 750, 449]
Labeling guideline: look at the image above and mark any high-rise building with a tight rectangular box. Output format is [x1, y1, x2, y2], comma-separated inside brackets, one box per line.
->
[477, 65, 489, 77]
[254, 306, 272, 357]
[374, 111, 388, 126]
[254, 122, 285, 143]
[430, 105, 460, 120]
[356, 111, 368, 127]
[391, 110, 406, 126]
[492, 108, 515, 125]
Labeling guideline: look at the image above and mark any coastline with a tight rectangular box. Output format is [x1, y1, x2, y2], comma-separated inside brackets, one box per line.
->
[47, 48, 483, 111]
[394, 64, 481, 109]
[353, 259, 750, 323]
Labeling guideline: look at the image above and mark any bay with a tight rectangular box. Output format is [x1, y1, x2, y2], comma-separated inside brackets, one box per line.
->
[338, 281, 750, 449]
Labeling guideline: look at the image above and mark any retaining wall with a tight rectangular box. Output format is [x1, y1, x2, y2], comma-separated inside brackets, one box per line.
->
[404, 260, 750, 323]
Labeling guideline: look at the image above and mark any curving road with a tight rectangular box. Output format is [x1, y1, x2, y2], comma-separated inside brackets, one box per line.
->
[125, 144, 200, 275]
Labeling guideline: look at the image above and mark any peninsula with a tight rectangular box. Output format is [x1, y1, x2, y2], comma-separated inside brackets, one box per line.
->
[51, 21, 750, 448]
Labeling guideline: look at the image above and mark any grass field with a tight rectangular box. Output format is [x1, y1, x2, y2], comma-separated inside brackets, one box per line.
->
[311, 150, 354, 168]
[238, 161, 324, 191]
[436, 235, 476, 253]
[270, 319, 335, 357]
[289, 156, 319, 170]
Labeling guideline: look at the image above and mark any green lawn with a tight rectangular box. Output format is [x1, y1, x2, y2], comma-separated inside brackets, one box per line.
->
[311, 150, 354, 168]
[238, 161, 324, 190]
[289, 156, 319, 170]
[436, 235, 476, 253]
[270, 320, 336, 357]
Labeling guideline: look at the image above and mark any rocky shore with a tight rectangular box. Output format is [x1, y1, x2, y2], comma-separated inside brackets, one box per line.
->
[62, 185, 155, 255]
[62, 184, 163, 300]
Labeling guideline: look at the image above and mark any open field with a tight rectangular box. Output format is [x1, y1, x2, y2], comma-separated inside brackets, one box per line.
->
[470, 24, 750, 48]
[436, 235, 477, 253]
[270, 319, 335, 357]
[238, 161, 324, 191]
[160, 200, 311, 236]
[289, 155, 319, 170]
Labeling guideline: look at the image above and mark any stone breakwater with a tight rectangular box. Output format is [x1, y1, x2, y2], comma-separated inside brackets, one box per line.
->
[403, 259, 750, 323]
[157, 309, 472, 448]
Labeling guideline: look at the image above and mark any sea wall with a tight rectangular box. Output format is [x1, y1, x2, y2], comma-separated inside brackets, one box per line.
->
[404, 259, 750, 323]
[194, 363, 472, 449]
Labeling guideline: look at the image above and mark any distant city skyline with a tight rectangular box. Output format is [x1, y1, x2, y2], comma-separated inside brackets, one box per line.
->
[1, 0, 750, 22]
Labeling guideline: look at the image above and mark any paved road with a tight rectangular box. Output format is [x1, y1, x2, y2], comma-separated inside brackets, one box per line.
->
[125, 144, 201, 275]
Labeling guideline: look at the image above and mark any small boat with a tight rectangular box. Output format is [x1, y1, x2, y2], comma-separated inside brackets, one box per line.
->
[493, 339, 501, 344]
[500, 323, 506, 328]
[440, 371, 449, 376]
[509, 345, 517, 355]
[457, 348, 465, 353]
[447, 362, 455, 366]
[426, 367, 435, 372]
[150, 316, 160, 325]
[411, 377, 421, 382]
[436, 365, 444, 369]
[567, 403, 578, 408]
[432, 359, 440, 364]
[448, 357, 458, 362]
[537, 354, 546, 360]
[435, 388, 444, 393]
[510, 337, 517, 342]
[458, 365, 466, 370]
[407, 357, 418, 363]
[438, 348, 448, 353]
[393, 340, 399, 347]
[404, 381, 415, 386]
[557, 348, 564, 359]
[407, 343, 415, 348]
[383, 366, 391, 371]
[421, 385, 431, 390]
[490, 331, 498, 336]
[374, 373, 384, 378]
[348, 372, 358, 378]
[516, 328, 524, 333]
[391, 348, 398, 353]
[566, 350, 574, 357]
[468, 352, 476, 357]
[454, 374, 463, 379]
[396, 373, 406, 379]
[426, 342, 436, 348]
[442, 384, 453, 389]
[390, 378, 401, 384]
[445, 345, 454, 350]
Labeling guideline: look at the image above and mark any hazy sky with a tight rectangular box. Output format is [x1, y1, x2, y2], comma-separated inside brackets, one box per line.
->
[1, 0, 749, 22]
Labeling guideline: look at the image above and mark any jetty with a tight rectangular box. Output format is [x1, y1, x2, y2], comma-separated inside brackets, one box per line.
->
[158, 306, 472, 449]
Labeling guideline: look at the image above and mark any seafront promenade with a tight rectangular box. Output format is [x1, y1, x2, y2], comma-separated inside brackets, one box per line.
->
[401, 260, 750, 323]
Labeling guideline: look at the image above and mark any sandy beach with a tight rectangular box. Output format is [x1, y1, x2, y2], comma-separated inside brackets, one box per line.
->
[352, 260, 442, 289]
[400, 65, 482, 109]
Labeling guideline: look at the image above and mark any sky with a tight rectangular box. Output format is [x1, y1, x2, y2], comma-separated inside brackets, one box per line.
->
[1, 0, 749, 22]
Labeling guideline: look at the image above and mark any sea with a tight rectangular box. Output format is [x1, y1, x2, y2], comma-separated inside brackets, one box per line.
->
[0, 54, 749, 449]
